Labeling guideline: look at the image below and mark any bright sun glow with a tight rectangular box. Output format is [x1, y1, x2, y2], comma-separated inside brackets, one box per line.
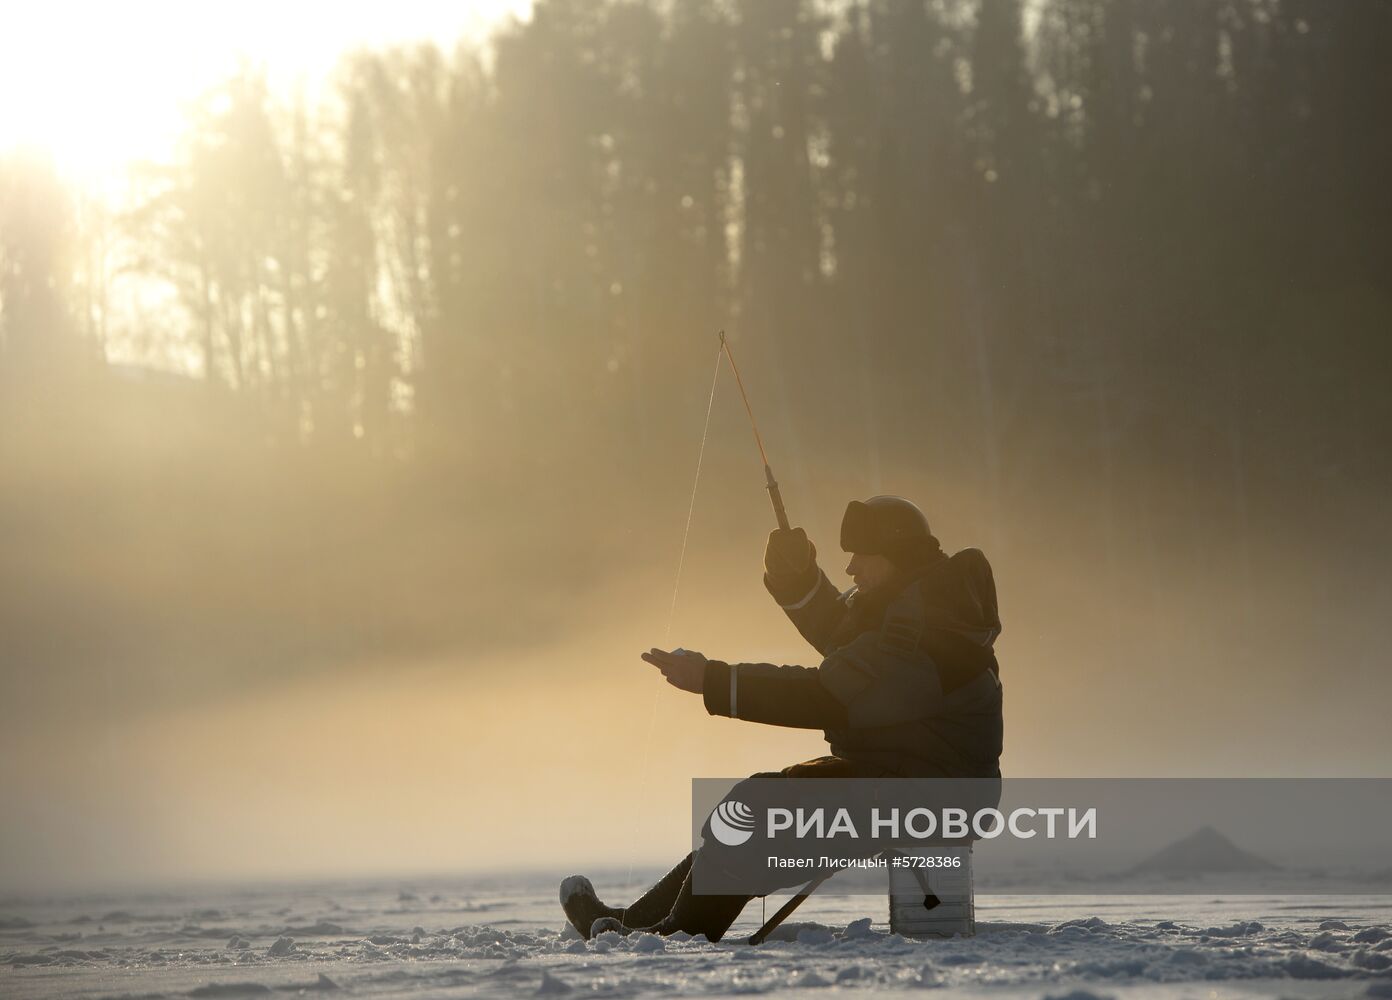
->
[0, 0, 531, 191]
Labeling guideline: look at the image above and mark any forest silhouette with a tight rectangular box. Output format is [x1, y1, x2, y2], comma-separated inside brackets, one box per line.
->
[1, 0, 1388, 734]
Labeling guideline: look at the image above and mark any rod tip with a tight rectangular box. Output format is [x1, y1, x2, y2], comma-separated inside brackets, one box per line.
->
[718, 329, 725, 343]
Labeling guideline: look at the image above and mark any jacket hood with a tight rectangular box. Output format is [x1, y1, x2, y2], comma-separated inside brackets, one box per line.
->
[917, 548, 1001, 649]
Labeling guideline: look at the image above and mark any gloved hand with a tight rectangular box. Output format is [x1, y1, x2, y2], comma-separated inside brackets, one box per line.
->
[764, 527, 816, 579]
[641, 647, 708, 694]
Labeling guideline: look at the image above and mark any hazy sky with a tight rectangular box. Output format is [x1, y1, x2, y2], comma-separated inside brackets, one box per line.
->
[1, 0, 1386, 896]
[0, 0, 533, 188]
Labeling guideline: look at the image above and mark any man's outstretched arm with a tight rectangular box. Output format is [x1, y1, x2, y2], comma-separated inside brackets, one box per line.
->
[641, 647, 847, 730]
[703, 630, 948, 732]
[642, 630, 948, 733]
[701, 659, 849, 730]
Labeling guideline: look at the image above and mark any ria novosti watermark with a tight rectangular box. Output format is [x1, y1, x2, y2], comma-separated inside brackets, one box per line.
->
[691, 778, 1392, 895]
[713, 801, 1096, 846]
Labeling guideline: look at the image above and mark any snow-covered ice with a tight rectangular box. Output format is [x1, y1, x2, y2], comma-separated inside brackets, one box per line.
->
[2, 872, 1390, 998]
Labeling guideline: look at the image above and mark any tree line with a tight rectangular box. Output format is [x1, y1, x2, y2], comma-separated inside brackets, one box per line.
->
[2, 0, 1388, 695]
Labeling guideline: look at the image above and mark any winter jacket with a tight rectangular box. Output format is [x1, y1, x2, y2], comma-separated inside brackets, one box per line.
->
[702, 549, 1004, 779]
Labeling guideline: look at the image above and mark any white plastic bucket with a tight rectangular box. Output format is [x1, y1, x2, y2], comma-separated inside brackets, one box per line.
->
[887, 845, 975, 938]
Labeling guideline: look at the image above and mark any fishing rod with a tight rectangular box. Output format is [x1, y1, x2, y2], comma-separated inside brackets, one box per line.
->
[718, 330, 790, 531]
[714, 328, 787, 936]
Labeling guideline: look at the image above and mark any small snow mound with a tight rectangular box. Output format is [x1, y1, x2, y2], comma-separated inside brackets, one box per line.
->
[1353, 927, 1392, 944]
[1353, 950, 1392, 971]
[1202, 921, 1263, 937]
[1048, 924, 1092, 938]
[1053, 917, 1110, 932]
[792, 969, 830, 988]
[266, 936, 296, 956]
[536, 971, 573, 995]
[1320, 919, 1351, 930]
[590, 939, 611, 954]
[842, 917, 875, 939]
[668, 930, 692, 942]
[1283, 954, 1350, 980]
[312, 973, 339, 991]
[797, 925, 835, 945]
[559, 923, 582, 941]
[564, 938, 588, 954]
[911, 963, 943, 988]
[835, 965, 868, 983]
[632, 932, 665, 953]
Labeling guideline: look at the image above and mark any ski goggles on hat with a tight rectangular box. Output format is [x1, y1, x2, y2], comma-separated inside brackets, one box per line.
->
[840, 500, 886, 554]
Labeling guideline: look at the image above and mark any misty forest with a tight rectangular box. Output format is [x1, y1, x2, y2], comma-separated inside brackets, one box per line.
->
[2, 0, 1389, 752]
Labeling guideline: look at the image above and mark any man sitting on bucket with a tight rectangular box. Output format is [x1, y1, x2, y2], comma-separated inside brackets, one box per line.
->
[560, 495, 1003, 942]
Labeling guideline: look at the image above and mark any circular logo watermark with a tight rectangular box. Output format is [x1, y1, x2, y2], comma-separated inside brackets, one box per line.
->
[710, 799, 756, 846]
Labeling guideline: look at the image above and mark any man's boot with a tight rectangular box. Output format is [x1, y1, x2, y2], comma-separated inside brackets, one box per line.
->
[560, 853, 694, 939]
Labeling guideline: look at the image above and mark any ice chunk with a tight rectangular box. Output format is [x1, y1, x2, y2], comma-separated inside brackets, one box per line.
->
[632, 932, 665, 953]
[842, 917, 875, 939]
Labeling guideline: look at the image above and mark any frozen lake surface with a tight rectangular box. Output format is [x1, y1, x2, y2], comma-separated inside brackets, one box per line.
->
[3, 871, 1391, 998]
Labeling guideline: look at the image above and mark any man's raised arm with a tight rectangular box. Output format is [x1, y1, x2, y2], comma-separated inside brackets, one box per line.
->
[763, 527, 851, 655]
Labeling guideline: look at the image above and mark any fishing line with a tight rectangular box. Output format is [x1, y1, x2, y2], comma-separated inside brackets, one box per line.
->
[665, 345, 724, 640]
[620, 341, 724, 906]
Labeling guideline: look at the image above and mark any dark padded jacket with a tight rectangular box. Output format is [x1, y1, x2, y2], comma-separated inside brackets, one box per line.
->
[702, 550, 1004, 779]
